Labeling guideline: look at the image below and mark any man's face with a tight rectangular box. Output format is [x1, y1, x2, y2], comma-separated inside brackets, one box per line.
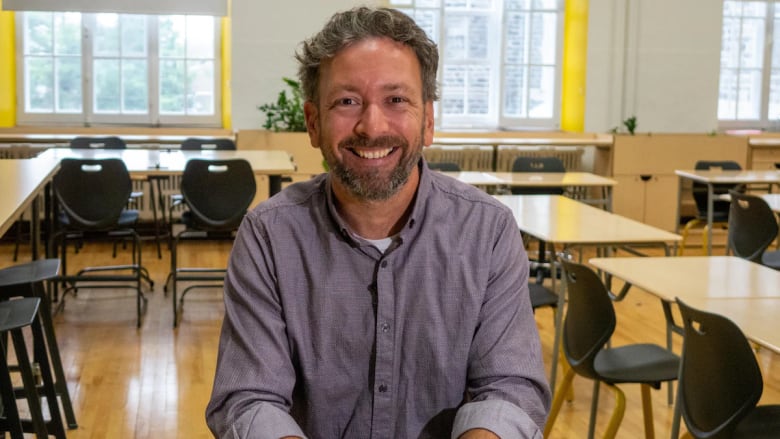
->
[304, 37, 434, 201]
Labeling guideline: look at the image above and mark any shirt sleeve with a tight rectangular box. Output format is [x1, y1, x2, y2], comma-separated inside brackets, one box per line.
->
[452, 209, 552, 438]
[205, 213, 303, 439]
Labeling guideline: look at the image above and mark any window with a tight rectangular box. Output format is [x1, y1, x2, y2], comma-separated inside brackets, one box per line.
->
[16, 12, 221, 126]
[391, 0, 563, 130]
[718, 0, 780, 130]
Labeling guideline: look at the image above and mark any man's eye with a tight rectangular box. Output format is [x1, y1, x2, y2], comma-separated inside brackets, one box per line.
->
[338, 98, 356, 105]
[389, 97, 406, 104]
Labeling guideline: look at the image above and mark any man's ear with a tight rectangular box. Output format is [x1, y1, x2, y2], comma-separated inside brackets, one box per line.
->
[423, 100, 435, 147]
[304, 101, 320, 149]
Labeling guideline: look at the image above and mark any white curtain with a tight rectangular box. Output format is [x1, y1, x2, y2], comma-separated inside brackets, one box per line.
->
[2, 0, 227, 16]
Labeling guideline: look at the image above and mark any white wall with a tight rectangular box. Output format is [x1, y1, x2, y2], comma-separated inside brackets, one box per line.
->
[585, 0, 723, 133]
[231, 0, 380, 130]
[232, 0, 725, 134]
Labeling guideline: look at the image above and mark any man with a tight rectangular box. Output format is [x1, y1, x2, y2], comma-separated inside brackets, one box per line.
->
[206, 7, 550, 439]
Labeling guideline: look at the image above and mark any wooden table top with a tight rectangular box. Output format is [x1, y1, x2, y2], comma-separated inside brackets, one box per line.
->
[448, 171, 617, 187]
[590, 255, 780, 353]
[494, 195, 680, 245]
[0, 156, 61, 237]
[675, 169, 780, 185]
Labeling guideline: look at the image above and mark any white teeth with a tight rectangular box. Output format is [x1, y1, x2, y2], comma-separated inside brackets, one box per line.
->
[355, 148, 393, 159]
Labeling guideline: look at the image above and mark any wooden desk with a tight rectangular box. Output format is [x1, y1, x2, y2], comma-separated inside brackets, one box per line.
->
[494, 195, 681, 391]
[452, 171, 617, 209]
[589, 256, 780, 354]
[675, 169, 780, 254]
[35, 148, 296, 196]
[0, 157, 61, 258]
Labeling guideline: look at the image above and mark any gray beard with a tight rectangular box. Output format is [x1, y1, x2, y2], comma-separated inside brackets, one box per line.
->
[329, 148, 421, 201]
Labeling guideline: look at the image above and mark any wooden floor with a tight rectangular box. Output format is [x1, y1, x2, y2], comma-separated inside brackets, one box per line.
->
[1, 239, 778, 439]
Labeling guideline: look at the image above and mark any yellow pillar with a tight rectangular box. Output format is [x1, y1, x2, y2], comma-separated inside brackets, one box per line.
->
[561, 0, 588, 132]
[221, 0, 231, 130]
[0, 0, 16, 127]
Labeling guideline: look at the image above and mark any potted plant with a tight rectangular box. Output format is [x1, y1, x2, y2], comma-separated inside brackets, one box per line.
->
[258, 77, 306, 132]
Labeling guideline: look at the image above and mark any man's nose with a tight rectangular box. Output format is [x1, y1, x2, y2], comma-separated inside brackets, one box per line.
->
[354, 103, 389, 138]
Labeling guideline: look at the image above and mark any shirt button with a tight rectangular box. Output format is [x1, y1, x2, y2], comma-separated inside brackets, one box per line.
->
[378, 384, 388, 393]
[381, 261, 388, 268]
[381, 323, 390, 333]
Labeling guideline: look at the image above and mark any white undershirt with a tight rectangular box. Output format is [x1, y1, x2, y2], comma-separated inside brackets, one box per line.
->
[363, 236, 394, 253]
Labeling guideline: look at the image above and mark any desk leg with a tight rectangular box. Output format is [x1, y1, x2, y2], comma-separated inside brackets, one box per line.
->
[549, 244, 564, 394]
[706, 183, 714, 255]
[269, 175, 283, 197]
[31, 195, 40, 260]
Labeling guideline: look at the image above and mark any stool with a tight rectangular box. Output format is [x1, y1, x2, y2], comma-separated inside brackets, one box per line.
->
[0, 297, 66, 438]
[0, 260, 77, 429]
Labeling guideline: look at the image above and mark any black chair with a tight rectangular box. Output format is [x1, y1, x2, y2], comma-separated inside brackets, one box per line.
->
[727, 191, 780, 270]
[676, 298, 780, 438]
[167, 158, 255, 327]
[511, 156, 566, 284]
[70, 135, 167, 258]
[180, 137, 236, 151]
[52, 158, 150, 328]
[0, 297, 66, 438]
[678, 160, 742, 255]
[0, 259, 77, 429]
[427, 161, 461, 172]
[544, 259, 680, 439]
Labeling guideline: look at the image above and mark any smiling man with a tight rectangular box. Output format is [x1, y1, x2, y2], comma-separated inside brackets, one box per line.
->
[206, 7, 550, 439]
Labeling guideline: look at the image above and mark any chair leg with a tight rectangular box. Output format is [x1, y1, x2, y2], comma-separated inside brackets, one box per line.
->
[588, 380, 600, 439]
[0, 337, 24, 439]
[640, 383, 655, 439]
[677, 218, 703, 256]
[603, 383, 626, 439]
[543, 368, 576, 438]
[10, 328, 48, 438]
[31, 314, 67, 439]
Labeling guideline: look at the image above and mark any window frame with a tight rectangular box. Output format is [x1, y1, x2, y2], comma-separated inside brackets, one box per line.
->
[14, 11, 222, 127]
[394, 0, 564, 131]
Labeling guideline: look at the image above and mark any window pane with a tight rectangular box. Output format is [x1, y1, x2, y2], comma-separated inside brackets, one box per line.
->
[530, 12, 557, 65]
[467, 66, 490, 114]
[528, 65, 554, 118]
[504, 65, 527, 117]
[442, 65, 466, 115]
[445, 0, 468, 8]
[94, 58, 120, 113]
[25, 57, 54, 112]
[444, 15, 468, 59]
[740, 17, 765, 69]
[186, 16, 214, 58]
[468, 15, 488, 59]
[768, 70, 780, 120]
[390, 0, 414, 5]
[121, 15, 147, 57]
[159, 16, 186, 58]
[506, 0, 530, 9]
[720, 17, 741, 69]
[123, 60, 148, 113]
[187, 60, 214, 115]
[505, 12, 527, 64]
[55, 13, 81, 56]
[736, 69, 762, 119]
[25, 12, 52, 55]
[94, 14, 119, 56]
[532, 0, 558, 8]
[718, 68, 738, 120]
[56, 57, 82, 112]
[417, 0, 441, 6]
[160, 60, 186, 114]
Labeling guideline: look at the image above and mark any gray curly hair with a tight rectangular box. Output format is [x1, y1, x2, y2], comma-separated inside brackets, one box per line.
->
[295, 7, 439, 104]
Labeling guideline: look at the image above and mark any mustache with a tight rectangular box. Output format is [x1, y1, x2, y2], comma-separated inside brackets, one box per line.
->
[338, 135, 409, 150]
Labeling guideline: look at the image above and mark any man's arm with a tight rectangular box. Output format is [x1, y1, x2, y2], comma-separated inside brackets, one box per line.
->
[451, 211, 551, 438]
[205, 215, 305, 439]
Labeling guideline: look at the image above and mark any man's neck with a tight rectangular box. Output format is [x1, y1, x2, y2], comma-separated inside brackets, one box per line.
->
[332, 170, 419, 240]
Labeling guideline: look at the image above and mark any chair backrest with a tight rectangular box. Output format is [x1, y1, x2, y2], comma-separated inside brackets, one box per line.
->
[511, 156, 566, 195]
[692, 160, 741, 218]
[53, 158, 133, 231]
[180, 137, 236, 151]
[181, 159, 256, 231]
[558, 259, 616, 380]
[427, 161, 461, 172]
[69, 136, 127, 150]
[727, 191, 779, 263]
[676, 298, 763, 439]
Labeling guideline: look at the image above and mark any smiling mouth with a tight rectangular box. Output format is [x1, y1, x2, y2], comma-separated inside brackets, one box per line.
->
[351, 147, 395, 159]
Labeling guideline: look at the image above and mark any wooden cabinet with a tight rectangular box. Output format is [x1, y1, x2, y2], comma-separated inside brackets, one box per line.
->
[611, 134, 747, 231]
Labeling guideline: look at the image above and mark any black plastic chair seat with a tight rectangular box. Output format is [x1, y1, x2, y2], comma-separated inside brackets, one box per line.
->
[761, 250, 780, 270]
[594, 344, 679, 387]
[0, 297, 39, 331]
[0, 259, 60, 288]
[732, 405, 780, 438]
[528, 283, 558, 309]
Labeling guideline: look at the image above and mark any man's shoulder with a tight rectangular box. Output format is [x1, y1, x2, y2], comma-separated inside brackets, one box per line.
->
[247, 174, 327, 219]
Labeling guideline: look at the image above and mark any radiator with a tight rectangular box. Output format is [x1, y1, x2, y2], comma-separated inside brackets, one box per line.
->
[423, 145, 495, 171]
[495, 145, 584, 172]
